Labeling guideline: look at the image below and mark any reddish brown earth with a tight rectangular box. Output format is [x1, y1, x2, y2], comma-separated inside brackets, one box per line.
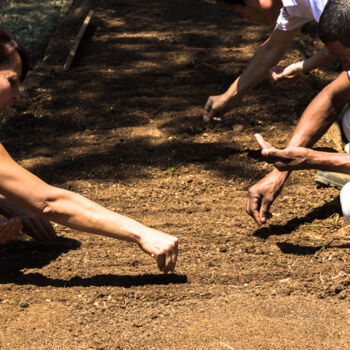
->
[0, 0, 349, 349]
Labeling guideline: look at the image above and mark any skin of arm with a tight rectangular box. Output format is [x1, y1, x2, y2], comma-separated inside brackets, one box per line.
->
[247, 71, 350, 225]
[271, 46, 336, 83]
[302, 46, 335, 73]
[0, 144, 178, 272]
[256, 133, 350, 173]
[0, 194, 56, 241]
[203, 27, 300, 122]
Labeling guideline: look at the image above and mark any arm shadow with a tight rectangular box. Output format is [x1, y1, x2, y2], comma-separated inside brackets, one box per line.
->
[1, 271, 188, 288]
[253, 197, 341, 239]
[276, 241, 350, 255]
[0, 237, 187, 287]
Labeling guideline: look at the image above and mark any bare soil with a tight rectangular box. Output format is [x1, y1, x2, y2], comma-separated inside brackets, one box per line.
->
[0, 0, 349, 349]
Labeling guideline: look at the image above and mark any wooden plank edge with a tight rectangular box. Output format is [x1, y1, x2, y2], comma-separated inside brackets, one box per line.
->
[63, 9, 94, 71]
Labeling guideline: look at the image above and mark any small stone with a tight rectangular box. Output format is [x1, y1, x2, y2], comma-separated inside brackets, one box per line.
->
[233, 124, 244, 132]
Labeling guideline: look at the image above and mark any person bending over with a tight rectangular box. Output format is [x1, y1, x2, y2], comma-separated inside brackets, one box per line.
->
[246, 3, 350, 225]
[255, 133, 350, 223]
[0, 29, 178, 273]
[204, 0, 335, 123]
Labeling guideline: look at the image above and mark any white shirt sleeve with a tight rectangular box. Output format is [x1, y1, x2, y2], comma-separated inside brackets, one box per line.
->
[276, 7, 312, 31]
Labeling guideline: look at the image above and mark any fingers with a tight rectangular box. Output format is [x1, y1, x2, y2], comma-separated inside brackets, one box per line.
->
[154, 238, 178, 274]
[246, 194, 273, 226]
[23, 216, 57, 241]
[0, 217, 22, 244]
[35, 219, 56, 240]
[41, 220, 57, 240]
[259, 197, 272, 224]
[23, 218, 45, 241]
[156, 254, 166, 272]
[163, 239, 178, 273]
[269, 66, 285, 81]
[203, 98, 213, 122]
[254, 133, 273, 151]
[246, 193, 263, 226]
[172, 240, 178, 271]
[203, 97, 223, 122]
[261, 149, 290, 170]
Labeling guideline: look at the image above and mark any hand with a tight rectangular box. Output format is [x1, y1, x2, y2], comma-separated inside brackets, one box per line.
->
[270, 64, 303, 85]
[246, 165, 289, 225]
[0, 217, 22, 244]
[203, 94, 232, 122]
[21, 212, 57, 241]
[137, 228, 178, 273]
[255, 133, 312, 171]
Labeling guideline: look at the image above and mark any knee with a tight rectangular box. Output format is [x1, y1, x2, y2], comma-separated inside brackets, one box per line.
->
[340, 182, 350, 223]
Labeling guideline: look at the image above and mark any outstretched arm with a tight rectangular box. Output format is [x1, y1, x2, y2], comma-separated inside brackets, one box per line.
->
[203, 28, 300, 122]
[247, 71, 350, 225]
[270, 46, 335, 84]
[256, 133, 350, 173]
[0, 144, 178, 273]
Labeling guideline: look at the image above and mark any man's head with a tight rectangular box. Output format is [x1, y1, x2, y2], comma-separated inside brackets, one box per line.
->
[319, 0, 350, 70]
[219, 0, 282, 25]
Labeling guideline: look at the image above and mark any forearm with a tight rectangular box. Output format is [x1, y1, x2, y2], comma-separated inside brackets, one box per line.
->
[224, 28, 299, 105]
[256, 82, 339, 184]
[0, 147, 145, 243]
[306, 150, 350, 173]
[41, 188, 146, 243]
[267, 167, 291, 187]
[302, 47, 335, 74]
[286, 73, 350, 148]
[224, 45, 285, 104]
[287, 93, 337, 148]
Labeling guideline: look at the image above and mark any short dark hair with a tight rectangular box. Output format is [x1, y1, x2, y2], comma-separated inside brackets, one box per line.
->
[319, 0, 350, 48]
[0, 28, 30, 81]
[219, 0, 246, 5]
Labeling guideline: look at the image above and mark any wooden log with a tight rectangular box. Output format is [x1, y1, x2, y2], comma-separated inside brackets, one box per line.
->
[63, 9, 94, 71]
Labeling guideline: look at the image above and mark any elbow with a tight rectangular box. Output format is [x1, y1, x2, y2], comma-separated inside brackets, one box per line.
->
[40, 187, 71, 220]
[41, 199, 57, 219]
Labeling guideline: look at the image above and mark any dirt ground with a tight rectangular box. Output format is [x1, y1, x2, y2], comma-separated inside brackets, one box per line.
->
[0, 0, 349, 349]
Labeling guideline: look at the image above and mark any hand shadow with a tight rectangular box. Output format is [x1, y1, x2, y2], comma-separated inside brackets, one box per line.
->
[0, 236, 81, 282]
[253, 197, 341, 239]
[0, 237, 187, 287]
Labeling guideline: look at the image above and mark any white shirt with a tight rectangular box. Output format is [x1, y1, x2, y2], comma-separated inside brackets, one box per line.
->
[276, 0, 328, 31]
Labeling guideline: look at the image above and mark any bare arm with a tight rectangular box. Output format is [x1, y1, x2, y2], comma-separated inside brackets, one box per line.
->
[0, 144, 178, 272]
[302, 47, 335, 73]
[247, 71, 350, 225]
[0, 194, 56, 240]
[265, 146, 350, 173]
[256, 133, 350, 173]
[271, 46, 335, 83]
[287, 71, 350, 147]
[203, 28, 300, 122]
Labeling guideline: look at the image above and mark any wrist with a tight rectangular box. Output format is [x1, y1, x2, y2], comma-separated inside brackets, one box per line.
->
[270, 167, 290, 183]
[223, 90, 236, 106]
[292, 60, 306, 76]
[303, 149, 317, 168]
[123, 220, 154, 245]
